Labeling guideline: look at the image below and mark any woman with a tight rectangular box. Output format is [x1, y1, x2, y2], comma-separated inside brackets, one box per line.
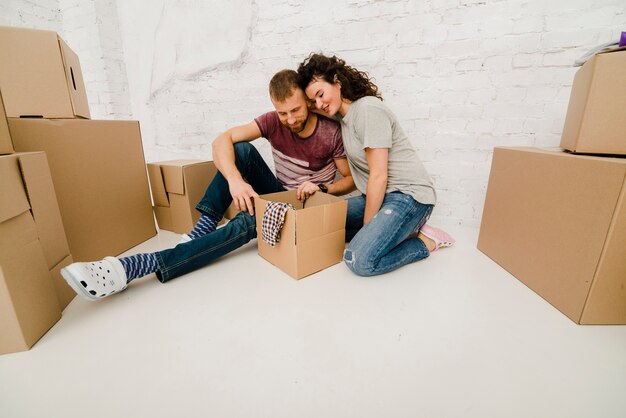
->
[297, 53, 454, 276]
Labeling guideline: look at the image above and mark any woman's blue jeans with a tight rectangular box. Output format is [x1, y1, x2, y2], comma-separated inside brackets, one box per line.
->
[153, 142, 285, 282]
[343, 192, 433, 277]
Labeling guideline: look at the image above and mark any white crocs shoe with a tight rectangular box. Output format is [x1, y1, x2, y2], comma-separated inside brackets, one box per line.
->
[61, 257, 128, 301]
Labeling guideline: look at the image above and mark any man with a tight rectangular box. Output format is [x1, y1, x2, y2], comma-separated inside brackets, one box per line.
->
[61, 69, 355, 301]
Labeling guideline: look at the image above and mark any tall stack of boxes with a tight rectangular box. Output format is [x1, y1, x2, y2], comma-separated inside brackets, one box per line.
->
[0, 25, 156, 354]
[478, 46, 626, 325]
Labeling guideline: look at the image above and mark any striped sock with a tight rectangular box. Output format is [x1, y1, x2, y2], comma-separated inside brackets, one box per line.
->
[188, 213, 219, 239]
[119, 253, 158, 283]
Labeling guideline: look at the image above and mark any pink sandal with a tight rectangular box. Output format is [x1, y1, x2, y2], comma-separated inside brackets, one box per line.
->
[419, 224, 455, 251]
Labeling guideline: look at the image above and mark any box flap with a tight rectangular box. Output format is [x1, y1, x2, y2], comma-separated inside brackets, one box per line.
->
[0, 89, 13, 155]
[18, 152, 70, 268]
[0, 211, 60, 355]
[581, 173, 626, 324]
[161, 165, 187, 195]
[257, 190, 304, 209]
[0, 155, 30, 223]
[58, 37, 90, 119]
[182, 161, 218, 208]
[296, 196, 347, 243]
[147, 163, 170, 207]
[0, 207, 39, 252]
[255, 192, 298, 277]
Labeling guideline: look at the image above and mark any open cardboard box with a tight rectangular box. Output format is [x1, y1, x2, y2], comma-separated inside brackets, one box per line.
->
[478, 147, 626, 324]
[254, 190, 347, 280]
[148, 160, 220, 233]
[561, 46, 626, 155]
[0, 25, 90, 119]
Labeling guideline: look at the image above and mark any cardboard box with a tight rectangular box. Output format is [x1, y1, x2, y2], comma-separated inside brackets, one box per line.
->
[0, 214, 62, 355]
[9, 119, 156, 262]
[561, 47, 626, 155]
[148, 160, 219, 233]
[0, 152, 74, 307]
[478, 147, 626, 324]
[50, 254, 75, 311]
[0, 152, 73, 355]
[16, 152, 71, 269]
[0, 89, 13, 155]
[254, 190, 347, 279]
[0, 25, 90, 119]
[224, 202, 240, 220]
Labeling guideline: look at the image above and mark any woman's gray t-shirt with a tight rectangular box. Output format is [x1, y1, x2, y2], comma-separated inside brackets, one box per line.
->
[337, 96, 436, 205]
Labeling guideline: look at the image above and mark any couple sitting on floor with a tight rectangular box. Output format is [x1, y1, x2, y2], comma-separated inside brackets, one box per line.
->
[62, 53, 455, 301]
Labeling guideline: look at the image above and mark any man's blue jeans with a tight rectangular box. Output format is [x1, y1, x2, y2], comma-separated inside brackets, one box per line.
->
[153, 142, 285, 282]
[343, 192, 433, 276]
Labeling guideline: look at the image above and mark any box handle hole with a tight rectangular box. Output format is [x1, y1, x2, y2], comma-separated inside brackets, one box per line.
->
[70, 67, 77, 91]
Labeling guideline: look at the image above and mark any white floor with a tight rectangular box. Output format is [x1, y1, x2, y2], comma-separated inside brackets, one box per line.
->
[1, 225, 625, 418]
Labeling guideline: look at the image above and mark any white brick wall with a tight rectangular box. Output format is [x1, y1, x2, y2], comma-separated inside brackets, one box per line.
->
[3, 0, 626, 227]
[0, 0, 61, 31]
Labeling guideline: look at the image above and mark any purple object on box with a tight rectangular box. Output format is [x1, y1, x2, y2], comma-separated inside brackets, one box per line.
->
[621, 32, 626, 47]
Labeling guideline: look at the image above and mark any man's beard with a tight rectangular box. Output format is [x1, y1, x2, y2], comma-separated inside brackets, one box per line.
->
[288, 113, 310, 134]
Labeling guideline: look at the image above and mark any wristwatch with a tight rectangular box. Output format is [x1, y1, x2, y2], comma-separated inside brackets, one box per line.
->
[318, 183, 328, 193]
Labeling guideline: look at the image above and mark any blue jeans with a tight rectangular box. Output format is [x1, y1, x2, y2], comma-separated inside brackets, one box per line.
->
[153, 142, 285, 282]
[343, 192, 433, 276]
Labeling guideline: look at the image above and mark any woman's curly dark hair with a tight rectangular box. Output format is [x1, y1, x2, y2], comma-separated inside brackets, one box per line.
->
[297, 53, 383, 101]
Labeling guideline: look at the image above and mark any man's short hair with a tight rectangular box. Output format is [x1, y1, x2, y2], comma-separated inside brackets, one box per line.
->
[269, 69, 300, 102]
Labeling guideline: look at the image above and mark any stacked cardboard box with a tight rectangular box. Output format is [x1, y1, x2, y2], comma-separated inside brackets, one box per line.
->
[0, 25, 156, 263]
[0, 26, 89, 119]
[0, 152, 74, 355]
[478, 47, 626, 325]
[0, 25, 156, 354]
[10, 119, 156, 261]
[560, 46, 626, 155]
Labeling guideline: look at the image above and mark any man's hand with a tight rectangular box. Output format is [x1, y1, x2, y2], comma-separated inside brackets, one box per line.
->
[229, 178, 259, 215]
[296, 181, 320, 201]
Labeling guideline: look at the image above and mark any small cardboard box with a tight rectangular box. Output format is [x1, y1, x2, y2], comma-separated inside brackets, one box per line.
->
[0, 25, 90, 119]
[254, 190, 347, 279]
[0, 151, 76, 355]
[478, 147, 626, 324]
[561, 47, 626, 155]
[147, 160, 219, 233]
[9, 119, 156, 262]
[0, 89, 13, 155]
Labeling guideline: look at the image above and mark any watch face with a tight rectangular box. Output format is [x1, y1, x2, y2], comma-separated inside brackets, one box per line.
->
[318, 183, 328, 193]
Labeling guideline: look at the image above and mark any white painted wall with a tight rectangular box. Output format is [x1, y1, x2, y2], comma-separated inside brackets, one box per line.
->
[2, 0, 625, 227]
